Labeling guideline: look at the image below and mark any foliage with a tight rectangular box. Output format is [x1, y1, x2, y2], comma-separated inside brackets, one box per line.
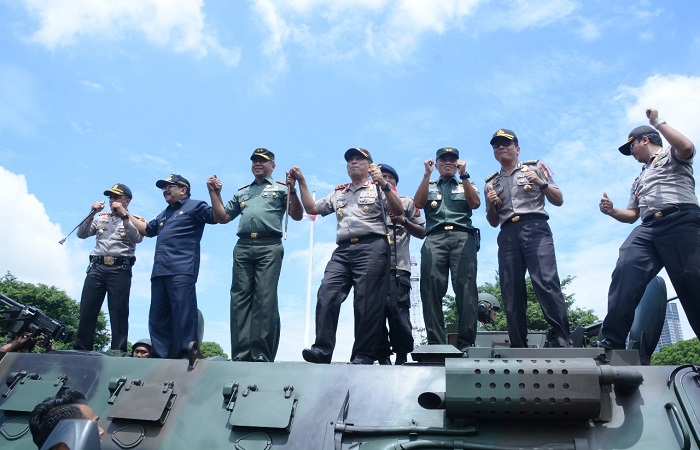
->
[200, 341, 228, 358]
[443, 274, 600, 333]
[0, 272, 110, 351]
[651, 338, 700, 366]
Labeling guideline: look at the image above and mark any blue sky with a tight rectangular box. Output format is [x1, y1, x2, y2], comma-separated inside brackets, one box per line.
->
[1, 0, 699, 361]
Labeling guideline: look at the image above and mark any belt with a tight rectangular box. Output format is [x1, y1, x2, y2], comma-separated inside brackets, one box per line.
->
[238, 232, 282, 239]
[642, 204, 700, 223]
[501, 213, 548, 227]
[338, 234, 384, 245]
[426, 224, 471, 236]
[90, 255, 135, 266]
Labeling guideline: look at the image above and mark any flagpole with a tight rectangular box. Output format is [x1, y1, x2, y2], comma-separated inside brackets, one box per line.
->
[303, 189, 316, 348]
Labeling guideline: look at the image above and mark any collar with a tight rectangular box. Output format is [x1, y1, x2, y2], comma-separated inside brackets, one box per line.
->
[437, 176, 458, 186]
[252, 176, 275, 186]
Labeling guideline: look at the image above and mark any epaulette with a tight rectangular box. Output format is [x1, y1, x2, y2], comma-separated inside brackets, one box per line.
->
[335, 183, 350, 191]
[276, 180, 287, 186]
[523, 159, 539, 165]
[362, 179, 372, 187]
[484, 172, 499, 183]
[428, 179, 437, 184]
[237, 183, 252, 191]
[132, 214, 146, 223]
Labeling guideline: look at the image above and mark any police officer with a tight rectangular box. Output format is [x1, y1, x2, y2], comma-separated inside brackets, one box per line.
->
[74, 183, 143, 353]
[477, 293, 501, 331]
[414, 147, 481, 351]
[290, 148, 404, 364]
[207, 148, 303, 362]
[484, 129, 571, 348]
[376, 164, 425, 365]
[130, 174, 216, 359]
[597, 108, 700, 349]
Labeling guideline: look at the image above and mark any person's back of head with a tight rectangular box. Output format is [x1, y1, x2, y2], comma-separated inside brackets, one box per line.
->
[29, 390, 88, 448]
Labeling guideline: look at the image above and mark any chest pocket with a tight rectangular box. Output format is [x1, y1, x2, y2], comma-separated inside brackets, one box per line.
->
[515, 173, 530, 186]
[427, 189, 442, 202]
[490, 180, 504, 195]
[450, 185, 465, 201]
[262, 190, 279, 198]
[239, 192, 252, 202]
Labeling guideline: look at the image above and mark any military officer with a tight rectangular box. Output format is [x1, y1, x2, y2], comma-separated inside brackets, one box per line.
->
[74, 183, 143, 353]
[484, 129, 571, 348]
[130, 174, 216, 359]
[597, 109, 700, 349]
[477, 293, 501, 331]
[414, 147, 481, 351]
[376, 163, 425, 365]
[290, 148, 404, 364]
[207, 148, 302, 362]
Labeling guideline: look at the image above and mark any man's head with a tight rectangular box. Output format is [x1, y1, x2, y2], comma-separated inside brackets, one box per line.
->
[378, 163, 399, 186]
[250, 148, 276, 180]
[344, 148, 373, 181]
[29, 389, 104, 448]
[435, 147, 459, 179]
[103, 183, 132, 210]
[132, 339, 152, 358]
[156, 174, 190, 205]
[477, 293, 501, 324]
[490, 129, 520, 166]
[618, 125, 663, 161]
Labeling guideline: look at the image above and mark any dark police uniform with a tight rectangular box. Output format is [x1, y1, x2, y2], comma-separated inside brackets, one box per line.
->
[145, 196, 215, 359]
[304, 180, 391, 364]
[420, 177, 479, 350]
[485, 159, 570, 348]
[602, 145, 700, 346]
[74, 210, 143, 352]
[225, 176, 288, 362]
[379, 195, 425, 360]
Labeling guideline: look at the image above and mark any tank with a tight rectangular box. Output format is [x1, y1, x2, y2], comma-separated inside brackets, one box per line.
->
[1, 279, 699, 449]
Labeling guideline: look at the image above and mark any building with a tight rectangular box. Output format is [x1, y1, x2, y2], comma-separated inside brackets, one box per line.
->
[655, 302, 684, 352]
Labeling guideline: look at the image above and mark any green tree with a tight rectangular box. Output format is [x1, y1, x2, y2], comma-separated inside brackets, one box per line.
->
[443, 274, 599, 333]
[199, 341, 227, 358]
[0, 272, 109, 351]
[651, 338, 700, 365]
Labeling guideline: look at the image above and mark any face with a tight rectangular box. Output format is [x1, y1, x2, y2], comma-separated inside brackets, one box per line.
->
[630, 135, 652, 162]
[132, 345, 151, 358]
[251, 156, 275, 179]
[346, 155, 370, 180]
[77, 404, 105, 440]
[109, 194, 130, 209]
[382, 172, 397, 186]
[492, 138, 520, 165]
[436, 154, 458, 178]
[162, 183, 188, 205]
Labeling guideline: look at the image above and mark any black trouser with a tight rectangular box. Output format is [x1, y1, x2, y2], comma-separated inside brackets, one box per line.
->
[602, 209, 700, 345]
[74, 263, 132, 352]
[378, 269, 414, 357]
[310, 235, 389, 363]
[498, 218, 570, 348]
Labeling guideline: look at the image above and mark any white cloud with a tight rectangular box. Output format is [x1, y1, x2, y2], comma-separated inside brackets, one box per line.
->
[79, 80, 103, 91]
[19, 0, 241, 65]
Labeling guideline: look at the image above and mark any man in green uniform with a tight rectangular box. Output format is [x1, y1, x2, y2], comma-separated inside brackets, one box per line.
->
[208, 148, 303, 362]
[414, 147, 481, 351]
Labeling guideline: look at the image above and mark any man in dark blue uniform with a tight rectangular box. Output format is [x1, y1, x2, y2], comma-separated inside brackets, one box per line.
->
[598, 108, 700, 348]
[131, 174, 216, 359]
[74, 183, 143, 353]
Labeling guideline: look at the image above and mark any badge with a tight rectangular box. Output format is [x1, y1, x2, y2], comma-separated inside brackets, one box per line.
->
[159, 222, 164, 227]
[97, 229, 104, 236]
[240, 202, 246, 209]
[120, 232, 126, 237]
[178, 211, 184, 215]
[524, 185, 532, 192]
[520, 165, 529, 172]
[436, 194, 442, 200]
[431, 201, 438, 208]
[337, 209, 343, 219]
[362, 206, 370, 213]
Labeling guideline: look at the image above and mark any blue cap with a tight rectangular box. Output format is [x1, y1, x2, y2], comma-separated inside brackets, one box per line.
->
[378, 163, 399, 184]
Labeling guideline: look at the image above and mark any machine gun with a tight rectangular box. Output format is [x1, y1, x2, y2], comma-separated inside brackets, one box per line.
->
[0, 292, 74, 346]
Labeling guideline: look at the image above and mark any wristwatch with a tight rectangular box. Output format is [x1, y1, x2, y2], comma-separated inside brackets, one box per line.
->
[381, 183, 392, 192]
[459, 173, 470, 180]
[121, 213, 131, 220]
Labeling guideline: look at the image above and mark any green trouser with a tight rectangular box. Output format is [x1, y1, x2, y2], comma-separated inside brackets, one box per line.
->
[230, 238, 283, 361]
[419, 230, 478, 350]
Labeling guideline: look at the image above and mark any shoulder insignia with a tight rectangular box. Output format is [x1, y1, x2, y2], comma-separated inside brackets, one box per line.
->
[132, 214, 146, 223]
[362, 179, 372, 187]
[523, 159, 539, 165]
[237, 183, 251, 191]
[484, 172, 499, 183]
[276, 180, 288, 186]
[335, 183, 350, 191]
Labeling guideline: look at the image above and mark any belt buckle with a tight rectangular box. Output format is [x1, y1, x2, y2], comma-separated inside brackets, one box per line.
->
[103, 256, 115, 265]
[444, 225, 454, 231]
[250, 232, 259, 239]
[511, 215, 521, 223]
[350, 237, 359, 244]
[653, 211, 663, 219]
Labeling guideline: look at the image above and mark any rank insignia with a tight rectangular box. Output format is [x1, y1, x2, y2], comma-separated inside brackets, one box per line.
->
[431, 201, 438, 208]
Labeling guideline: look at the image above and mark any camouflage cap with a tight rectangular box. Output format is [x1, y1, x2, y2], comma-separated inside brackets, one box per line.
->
[250, 148, 275, 161]
[103, 183, 133, 199]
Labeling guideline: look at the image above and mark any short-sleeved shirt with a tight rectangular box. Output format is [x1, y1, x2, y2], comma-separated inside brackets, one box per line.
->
[484, 160, 557, 226]
[423, 177, 477, 234]
[78, 213, 143, 257]
[628, 146, 699, 220]
[315, 180, 390, 243]
[390, 196, 425, 272]
[224, 177, 288, 237]
[145, 197, 216, 278]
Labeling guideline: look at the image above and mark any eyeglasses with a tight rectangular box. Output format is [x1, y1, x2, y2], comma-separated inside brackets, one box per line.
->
[491, 139, 514, 149]
[630, 135, 646, 152]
